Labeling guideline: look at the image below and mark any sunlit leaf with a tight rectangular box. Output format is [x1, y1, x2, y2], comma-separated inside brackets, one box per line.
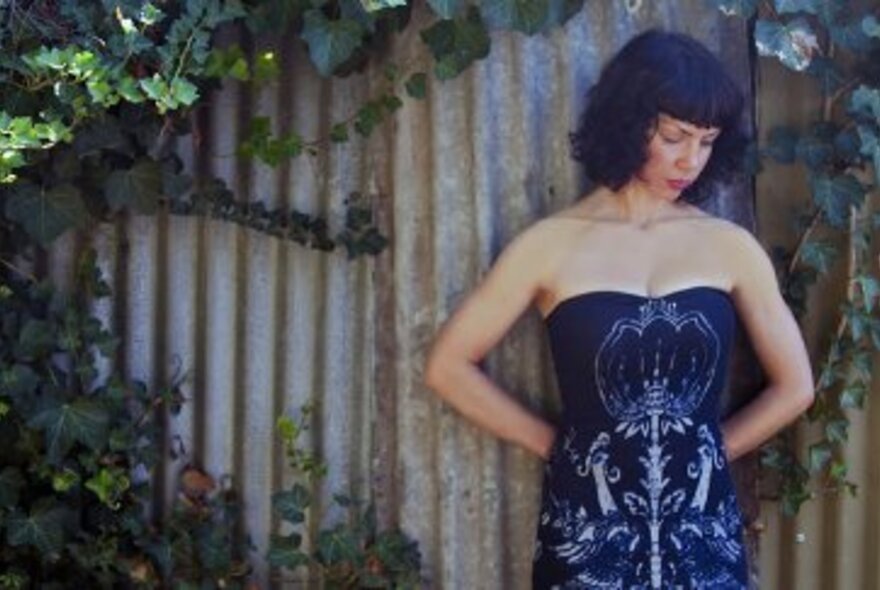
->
[755, 18, 819, 71]
[713, 0, 758, 18]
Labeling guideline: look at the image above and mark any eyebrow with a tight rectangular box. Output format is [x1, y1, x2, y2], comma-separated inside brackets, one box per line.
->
[661, 121, 721, 138]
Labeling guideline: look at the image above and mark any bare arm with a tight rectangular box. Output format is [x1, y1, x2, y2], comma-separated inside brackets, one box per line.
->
[721, 227, 815, 461]
[424, 222, 558, 459]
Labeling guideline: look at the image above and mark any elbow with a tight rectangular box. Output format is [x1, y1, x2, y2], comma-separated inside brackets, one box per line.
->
[423, 347, 450, 394]
[793, 382, 815, 415]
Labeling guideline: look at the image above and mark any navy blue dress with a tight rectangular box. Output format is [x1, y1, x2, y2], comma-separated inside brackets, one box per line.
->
[533, 286, 748, 589]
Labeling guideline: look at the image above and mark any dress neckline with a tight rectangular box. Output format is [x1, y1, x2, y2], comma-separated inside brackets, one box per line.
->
[543, 285, 732, 324]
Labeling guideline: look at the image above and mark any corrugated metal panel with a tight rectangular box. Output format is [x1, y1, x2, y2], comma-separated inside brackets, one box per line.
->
[44, 1, 880, 588]
[754, 57, 880, 590]
[386, 3, 753, 589]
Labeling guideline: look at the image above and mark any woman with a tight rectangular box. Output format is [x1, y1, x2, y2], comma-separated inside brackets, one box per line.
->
[423, 29, 814, 589]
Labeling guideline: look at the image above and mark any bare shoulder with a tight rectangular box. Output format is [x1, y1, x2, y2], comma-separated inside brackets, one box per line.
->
[689, 219, 784, 315]
[502, 213, 588, 253]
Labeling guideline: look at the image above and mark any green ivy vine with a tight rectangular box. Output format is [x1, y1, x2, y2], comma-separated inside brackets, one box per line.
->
[713, 0, 880, 515]
[0, 251, 254, 587]
[3, 3, 875, 584]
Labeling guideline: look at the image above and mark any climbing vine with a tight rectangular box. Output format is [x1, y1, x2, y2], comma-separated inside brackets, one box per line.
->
[1, 5, 876, 586]
[714, 0, 880, 514]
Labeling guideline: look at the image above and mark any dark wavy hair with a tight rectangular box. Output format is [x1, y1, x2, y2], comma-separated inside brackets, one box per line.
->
[569, 29, 749, 204]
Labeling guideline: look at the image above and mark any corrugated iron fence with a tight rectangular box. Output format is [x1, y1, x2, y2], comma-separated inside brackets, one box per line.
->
[44, 1, 880, 588]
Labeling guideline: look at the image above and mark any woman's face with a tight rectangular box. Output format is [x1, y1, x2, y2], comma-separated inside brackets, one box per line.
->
[633, 113, 721, 200]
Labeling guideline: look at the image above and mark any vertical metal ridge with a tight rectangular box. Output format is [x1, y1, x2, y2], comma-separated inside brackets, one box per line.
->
[42, 3, 867, 587]
[863, 367, 880, 589]
[151, 210, 170, 515]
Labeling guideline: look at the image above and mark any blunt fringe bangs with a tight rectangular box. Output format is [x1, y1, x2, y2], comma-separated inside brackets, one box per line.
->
[569, 29, 749, 204]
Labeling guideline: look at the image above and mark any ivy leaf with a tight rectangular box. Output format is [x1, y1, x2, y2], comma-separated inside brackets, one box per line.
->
[796, 133, 834, 168]
[72, 117, 132, 157]
[359, 0, 408, 12]
[864, 16, 880, 38]
[544, 0, 586, 29]
[840, 383, 867, 409]
[85, 467, 130, 509]
[268, 533, 309, 569]
[781, 487, 812, 516]
[800, 240, 838, 274]
[0, 467, 25, 507]
[856, 124, 880, 186]
[420, 9, 491, 80]
[479, 0, 549, 35]
[834, 127, 861, 161]
[825, 418, 849, 443]
[808, 441, 833, 473]
[197, 526, 233, 571]
[6, 503, 70, 555]
[809, 172, 866, 228]
[254, 50, 280, 82]
[405, 72, 428, 99]
[829, 460, 848, 483]
[755, 18, 819, 71]
[28, 397, 110, 463]
[855, 275, 880, 312]
[850, 350, 874, 383]
[773, 0, 839, 22]
[764, 126, 798, 163]
[104, 159, 163, 214]
[850, 86, 880, 125]
[830, 19, 875, 52]
[316, 525, 360, 565]
[806, 57, 846, 96]
[714, 0, 758, 18]
[329, 122, 349, 143]
[339, 0, 379, 34]
[774, 0, 818, 14]
[301, 9, 366, 76]
[273, 484, 310, 524]
[4, 182, 89, 246]
[15, 318, 55, 360]
[170, 77, 199, 107]
[1, 364, 40, 398]
[870, 318, 880, 351]
[428, 0, 465, 19]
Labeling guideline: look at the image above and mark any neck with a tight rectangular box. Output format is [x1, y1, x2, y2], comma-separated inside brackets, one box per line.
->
[599, 183, 682, 226]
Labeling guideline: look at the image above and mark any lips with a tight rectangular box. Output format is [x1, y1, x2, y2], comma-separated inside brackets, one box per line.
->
[667, 179, 692, 190]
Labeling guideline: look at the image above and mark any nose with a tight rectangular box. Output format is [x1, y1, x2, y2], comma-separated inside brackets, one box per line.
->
[678, 141, 702, 170]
